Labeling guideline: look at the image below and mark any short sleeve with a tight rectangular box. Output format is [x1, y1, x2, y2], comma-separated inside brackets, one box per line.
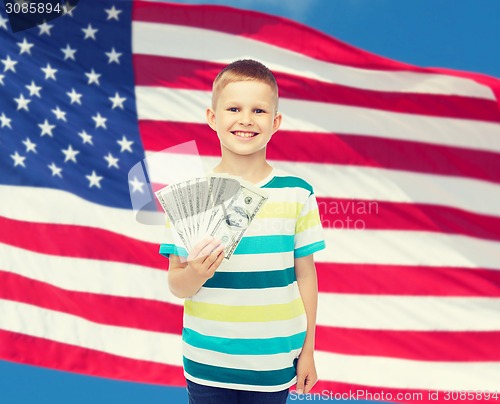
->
[294, 191, 325, 258]
[159, 217, 189, 259]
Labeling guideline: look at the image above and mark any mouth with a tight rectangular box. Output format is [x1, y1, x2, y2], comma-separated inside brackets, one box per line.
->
[231, 131, 259, 139]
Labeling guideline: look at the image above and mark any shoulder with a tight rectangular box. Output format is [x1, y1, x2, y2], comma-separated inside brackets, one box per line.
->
[262, 168, 314, 196]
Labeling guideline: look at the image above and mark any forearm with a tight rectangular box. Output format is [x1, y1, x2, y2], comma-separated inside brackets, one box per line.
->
[295, 256, 318, 354]
[297, 273, 318, 353]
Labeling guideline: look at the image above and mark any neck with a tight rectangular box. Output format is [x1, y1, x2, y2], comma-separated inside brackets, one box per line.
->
[213, 150, 272, 184]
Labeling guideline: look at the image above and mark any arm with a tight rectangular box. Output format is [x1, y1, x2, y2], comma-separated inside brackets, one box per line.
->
[295, 254, 319, 394]
[168, 237, 225, 298]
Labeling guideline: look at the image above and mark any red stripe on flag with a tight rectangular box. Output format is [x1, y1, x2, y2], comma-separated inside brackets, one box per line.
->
[140, 121, 500, 184]
[316, 263, 500, 297]
[134, 54, 500, 122]
[316, 326, 500, 361]
[317, 198, 500, 242]
[0, 216, 165, 270]
[0, 271, 183, 334]
[0, 329, 185, 386]
[132, 2, 431, 72]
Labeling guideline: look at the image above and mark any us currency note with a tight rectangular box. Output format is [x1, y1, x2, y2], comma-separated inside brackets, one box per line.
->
[155, 175, 268, 259]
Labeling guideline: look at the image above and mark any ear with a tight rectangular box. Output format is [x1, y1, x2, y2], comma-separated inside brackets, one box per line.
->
[206, 108, 217, 131]
[272, 112, 282, 134]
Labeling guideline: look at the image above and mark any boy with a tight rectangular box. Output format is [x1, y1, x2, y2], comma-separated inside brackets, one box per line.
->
[160, 59, 325, 404]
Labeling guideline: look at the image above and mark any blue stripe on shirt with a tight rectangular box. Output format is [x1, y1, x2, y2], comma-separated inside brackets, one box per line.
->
[203, 266, 296, 289]
[183, 357, 296, 387]
[183, 328, 306, 355]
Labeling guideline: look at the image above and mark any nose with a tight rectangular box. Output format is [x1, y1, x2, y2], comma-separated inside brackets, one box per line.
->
[238, 111, 253, 126]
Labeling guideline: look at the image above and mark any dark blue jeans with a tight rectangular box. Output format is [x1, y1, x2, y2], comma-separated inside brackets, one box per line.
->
[186, 380, 289, 404]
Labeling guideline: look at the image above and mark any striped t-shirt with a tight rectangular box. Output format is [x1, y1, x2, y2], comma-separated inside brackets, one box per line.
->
[159, 168, 325, 392]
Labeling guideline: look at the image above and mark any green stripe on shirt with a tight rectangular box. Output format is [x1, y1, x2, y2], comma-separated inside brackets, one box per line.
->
[235, 235, 294, 254]
[263, 176, 313, 195]
[294, 240, 326, 258]
[203, 266, 296, 289]
[183, 328, 306, 355]
[184, 357, 296, 386]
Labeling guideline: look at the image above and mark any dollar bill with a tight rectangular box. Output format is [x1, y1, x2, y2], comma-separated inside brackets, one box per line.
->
[155, 175, 268, 259]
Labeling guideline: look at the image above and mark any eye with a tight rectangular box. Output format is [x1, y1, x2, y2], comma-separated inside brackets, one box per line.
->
[228, 107, 239, 112]
[254, 109, 265, 114]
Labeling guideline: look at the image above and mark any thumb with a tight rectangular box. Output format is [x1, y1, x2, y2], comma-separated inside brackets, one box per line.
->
[296, 374, 305, 395]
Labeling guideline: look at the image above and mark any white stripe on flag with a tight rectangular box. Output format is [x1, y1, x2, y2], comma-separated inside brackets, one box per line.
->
[132, 21, 495, 99]
[135, 86, 500, 153]
[316, 351, 500, 391]
[317, 229, 500, 268]
[0, 186, 166, 244]
[146, 154, 500, 218]
[0, 299, 183, 365]
[1, 243, 180, 303]
[317, 294, 500, 331]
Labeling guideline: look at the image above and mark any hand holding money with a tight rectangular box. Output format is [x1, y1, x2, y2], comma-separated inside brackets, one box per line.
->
[156, 175, 268, 260]
[167, 236, 225, 298]
[186, 236, 225, 280]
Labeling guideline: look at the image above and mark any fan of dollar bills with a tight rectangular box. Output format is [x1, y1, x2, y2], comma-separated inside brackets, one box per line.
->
[155, 175, 268, 259]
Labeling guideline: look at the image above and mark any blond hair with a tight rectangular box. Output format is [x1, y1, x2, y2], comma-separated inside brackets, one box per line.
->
[212, 59, 279, 112]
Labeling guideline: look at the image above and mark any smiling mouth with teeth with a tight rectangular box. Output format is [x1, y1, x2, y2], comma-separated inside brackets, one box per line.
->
[232, 131, 258, 139]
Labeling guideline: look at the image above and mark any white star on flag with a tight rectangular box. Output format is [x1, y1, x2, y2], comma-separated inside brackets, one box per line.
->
[0, 112, 12, 128]
[62, 145, 79, 163]
[41, 63, 58, 80]
[61, 44, 77, 61]
[26, 81, 42, 97]
[117, 135, 133, 152]
[109, 92, 126, 109]
[48, 162, 63, 178]
[0, 14, 8, 30]
[38, 119, 55, 137]
[0, 74, 4, 85]
[38, 22, 54, 36]
[67, 88, 82, 104]
[91, 112, 107, 129]
[128, 176, 145, 194]
[105, 47, 122, 64]
[105, 5, 122, 20]
[78, 130, 93, 145]
[52, 106, 67, 122]
[85, 68, 101, 85]
[14, 93, 31, 111]
[86, 170, 103, 188]
[22, 138, 37, 153]
[17, 38, 34, 55]
[82, 24, 98, 40]
[63, 1, 75, 17]
[103, 153, 119, 169]
[11, 151, 26, 167]
[1, 55, 18, 73]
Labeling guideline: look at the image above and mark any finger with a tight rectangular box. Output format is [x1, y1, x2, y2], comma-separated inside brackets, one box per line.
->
[188, 236, 214, 260]
[304, 377, 314, 394]
[295, 374, 305, 395]
[303, 375, 316, 394]
[207, 248, 225, 272]
[194, 238, 221, 261]
[188, 247, 223, 277]
[199, 239, 222, 261]
[203, 246, 224, 269]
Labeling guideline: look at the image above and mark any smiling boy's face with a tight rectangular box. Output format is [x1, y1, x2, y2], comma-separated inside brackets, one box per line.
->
[206, 80, 282, 158]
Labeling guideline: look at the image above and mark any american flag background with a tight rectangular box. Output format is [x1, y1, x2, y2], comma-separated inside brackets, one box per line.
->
[1, 1, 500, 403]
